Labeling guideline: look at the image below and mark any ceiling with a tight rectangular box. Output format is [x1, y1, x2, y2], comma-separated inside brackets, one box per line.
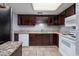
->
[7, 3, 73, 15]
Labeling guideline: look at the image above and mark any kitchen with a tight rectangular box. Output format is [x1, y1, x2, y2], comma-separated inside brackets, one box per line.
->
[0, 3, 77, 56]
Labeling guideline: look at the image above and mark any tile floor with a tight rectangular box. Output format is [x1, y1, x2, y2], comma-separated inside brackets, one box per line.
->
[22, 46, 62, 56]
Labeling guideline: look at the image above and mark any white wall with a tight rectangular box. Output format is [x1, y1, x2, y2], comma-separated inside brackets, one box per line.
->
[13, 13, 60, 32]
[76, 3, 79, 56]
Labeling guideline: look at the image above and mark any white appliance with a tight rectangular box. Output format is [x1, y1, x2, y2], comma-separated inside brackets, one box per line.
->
[19, 34, 29, 46]
[65, 15, 76, 26]
[59, 34, 76, 56]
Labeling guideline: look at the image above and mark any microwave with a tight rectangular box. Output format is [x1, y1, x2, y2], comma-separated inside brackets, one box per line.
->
[65, 15, 76, 26]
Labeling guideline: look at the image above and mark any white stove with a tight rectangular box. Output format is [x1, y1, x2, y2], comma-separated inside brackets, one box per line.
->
[62, 34, 76, 41]
[59, 34, 76, 56]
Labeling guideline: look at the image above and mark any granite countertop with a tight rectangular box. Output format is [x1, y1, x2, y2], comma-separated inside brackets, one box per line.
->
[14, 30, 59, 34]
[0, 41, 22, 56]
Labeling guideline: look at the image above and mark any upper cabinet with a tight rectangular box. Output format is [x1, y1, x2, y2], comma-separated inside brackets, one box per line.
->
[18, 15, 50, 26]
[48, 15, 64, 25]
[48, 16, 56, 25]
[57, 15, 65, 25]
[65, 4, 76, 17]
[57, 11, 65, 25]
[17, 4, 75, 26]
[18, 15, 36, 25]
[18, 15, 64, 26]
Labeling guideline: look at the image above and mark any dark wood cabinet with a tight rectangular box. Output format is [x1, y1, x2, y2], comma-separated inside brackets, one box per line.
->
[57, 15, 65, 25]
[29, 16, 36, 25]
[18, 15, 36, 25]
[14, 33, 59, 46]
[41, 34, 50, 45]
[29, 34, 41, 46]
[48, 16, 55, 25]
[18, 15, 65, 26]
[48, 16, 58, 25]
[14, 33, 18, 41]
[49, 34, 59, 47]
[29, 34, 59, 46]
[48, 15, 64, 25]
[65, 4, 75, 17]
[52, 34, 59, 47]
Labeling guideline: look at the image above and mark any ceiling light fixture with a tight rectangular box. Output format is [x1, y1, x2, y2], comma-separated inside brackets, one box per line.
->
[32, 3, 62, 11]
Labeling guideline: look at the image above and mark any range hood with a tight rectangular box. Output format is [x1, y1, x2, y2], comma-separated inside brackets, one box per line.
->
[35, 17, 48, 27]
[36, 17, 48, 24]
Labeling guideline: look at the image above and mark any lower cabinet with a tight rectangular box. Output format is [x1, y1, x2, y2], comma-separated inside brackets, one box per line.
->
[29, 34, 59, 46]
[52, 34, 59, 47]
[14, 33, 59, 46]
[42, 34, 50, 46]
[29, 34, 50, 46]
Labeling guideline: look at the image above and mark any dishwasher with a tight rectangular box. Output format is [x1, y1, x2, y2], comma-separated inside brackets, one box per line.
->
[19, 34, 29, 46]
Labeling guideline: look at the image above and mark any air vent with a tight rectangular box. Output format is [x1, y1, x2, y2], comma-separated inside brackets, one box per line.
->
[36, 17, 48, 24]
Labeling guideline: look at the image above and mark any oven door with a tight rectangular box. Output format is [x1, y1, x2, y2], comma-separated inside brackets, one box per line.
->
[59, 35, 76, 56]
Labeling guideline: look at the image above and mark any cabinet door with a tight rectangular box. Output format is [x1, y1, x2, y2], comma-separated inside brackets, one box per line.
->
[49, 34, 53, 45]
[18, 15, 36, 25]
[42, 34, 50, 46]
[22, 16, 30, 25]
[49, 34, 59, 46]
[48, 17, 54, 25]
[29, 34, 42, 46]
[53, 34, 59, 47]
[18, 16, 21, 25]
[18, 15, 30, 25]
[29, 34, 50, 46]
[29, 16, 36, 25]
[36, 34, 42, 46]
[65, 4, 75, 17]
[14, 33, 18, 41]
[54, 16, 58, 25]
[29, 34, 37, 46]
[58, 15, 65, 25]
[48, 16, 58, 25]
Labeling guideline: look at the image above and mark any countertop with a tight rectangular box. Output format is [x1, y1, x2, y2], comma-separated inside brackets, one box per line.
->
[14, 30, 59, 34]
[14, 30, 76, 42]
[0, 41, 22, 56]
[14, 30, 76, 40]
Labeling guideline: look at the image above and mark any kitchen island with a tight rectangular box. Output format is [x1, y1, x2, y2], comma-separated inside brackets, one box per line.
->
[0, 41, 22, 56]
